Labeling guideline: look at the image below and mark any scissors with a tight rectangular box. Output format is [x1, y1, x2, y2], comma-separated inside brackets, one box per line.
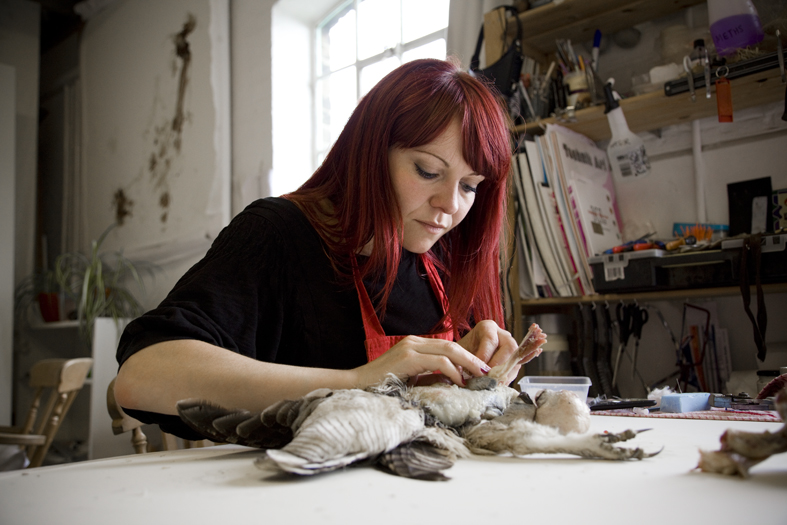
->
[630, 305, 649, 379]
[612, 302, 634, 388]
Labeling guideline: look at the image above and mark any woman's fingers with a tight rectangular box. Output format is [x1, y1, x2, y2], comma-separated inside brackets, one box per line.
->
[402, 337, 491, 383]
[358, 336, 491, 387]
[459, 320, 519, 368]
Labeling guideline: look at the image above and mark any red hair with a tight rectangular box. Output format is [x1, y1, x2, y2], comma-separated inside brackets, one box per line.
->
[287, 58, 511, 336]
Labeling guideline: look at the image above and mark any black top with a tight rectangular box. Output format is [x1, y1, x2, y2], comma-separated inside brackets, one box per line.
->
[116, 197, 444, 438]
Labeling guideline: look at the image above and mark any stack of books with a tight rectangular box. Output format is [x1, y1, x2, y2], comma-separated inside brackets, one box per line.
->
[513, 124, 623, 298]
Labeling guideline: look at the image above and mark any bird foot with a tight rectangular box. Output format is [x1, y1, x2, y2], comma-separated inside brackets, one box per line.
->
[588, 429, 661, 460]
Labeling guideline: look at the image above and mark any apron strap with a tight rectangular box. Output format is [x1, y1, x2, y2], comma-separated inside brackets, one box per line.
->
[352, 254, 453, 362]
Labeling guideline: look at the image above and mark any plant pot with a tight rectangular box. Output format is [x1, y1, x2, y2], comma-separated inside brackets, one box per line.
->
[37, 292, 61, 322]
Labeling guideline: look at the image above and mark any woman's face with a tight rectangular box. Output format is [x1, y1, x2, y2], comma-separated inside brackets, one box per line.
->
[388, 118, 485, 254]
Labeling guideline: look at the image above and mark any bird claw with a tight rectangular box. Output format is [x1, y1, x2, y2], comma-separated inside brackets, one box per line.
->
[592, 429, 660, 460]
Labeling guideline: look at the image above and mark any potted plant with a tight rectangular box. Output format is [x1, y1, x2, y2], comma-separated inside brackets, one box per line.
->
[15, 225, 157, 343]
[14, 268, 63, 323]
[53, 225, 157, 343]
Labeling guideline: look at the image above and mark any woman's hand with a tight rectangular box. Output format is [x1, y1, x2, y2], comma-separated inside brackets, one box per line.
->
[457, 320, 517, 365]
[457, 320, 542, 385]
[352, 335, 491, 388]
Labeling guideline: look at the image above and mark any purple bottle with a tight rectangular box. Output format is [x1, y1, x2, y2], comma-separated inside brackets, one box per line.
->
[708, 0, 764, 57]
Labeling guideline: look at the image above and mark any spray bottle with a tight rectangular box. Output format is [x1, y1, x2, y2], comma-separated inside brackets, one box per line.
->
[604, 82, 650, 181]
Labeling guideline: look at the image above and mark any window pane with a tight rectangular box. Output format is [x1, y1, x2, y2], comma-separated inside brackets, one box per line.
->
[402, 38, 446, 63]
[360, 57, 400, 96]
[322, 8, 356, 72]
[358, 0, 400, 60]
[402, 0, 449, 43]
[317, 67, 357, 153]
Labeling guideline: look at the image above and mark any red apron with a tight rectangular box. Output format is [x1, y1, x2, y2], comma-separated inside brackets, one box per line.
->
[353, 254, 454, 362]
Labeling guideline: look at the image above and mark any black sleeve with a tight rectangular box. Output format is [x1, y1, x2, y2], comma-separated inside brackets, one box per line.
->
[116, 204, 287, 366]
[114, 200, 291, 439]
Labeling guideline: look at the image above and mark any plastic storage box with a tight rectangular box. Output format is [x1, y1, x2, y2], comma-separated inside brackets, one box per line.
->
[588, 234, 787, 294]
[518, 376, 592, 401]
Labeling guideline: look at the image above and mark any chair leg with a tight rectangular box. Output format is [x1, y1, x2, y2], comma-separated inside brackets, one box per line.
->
[130, 427, 148, 454]
[161, 431, 178, 451]
[28, 392, 69, 468]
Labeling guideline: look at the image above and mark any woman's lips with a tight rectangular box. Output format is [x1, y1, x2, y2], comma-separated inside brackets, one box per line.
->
[418, 221, 446, 234]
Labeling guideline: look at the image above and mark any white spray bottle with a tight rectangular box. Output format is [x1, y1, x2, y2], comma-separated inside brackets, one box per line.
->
[604, 82, 650, 181]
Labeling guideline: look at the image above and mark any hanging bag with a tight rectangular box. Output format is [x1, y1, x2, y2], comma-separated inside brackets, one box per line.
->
[469, 6, 525, 97]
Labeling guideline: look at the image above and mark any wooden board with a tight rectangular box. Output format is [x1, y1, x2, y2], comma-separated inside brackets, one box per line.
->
[509, 0, 706, 55]
[515, 67, 786, 141]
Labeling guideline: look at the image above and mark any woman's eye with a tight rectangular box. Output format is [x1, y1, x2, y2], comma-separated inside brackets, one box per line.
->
[461, 182, 478, 194]
[414, 164, 437, 180]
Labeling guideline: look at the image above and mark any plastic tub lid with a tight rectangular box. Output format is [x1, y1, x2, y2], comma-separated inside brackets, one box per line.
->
[519, 376, 591, 385]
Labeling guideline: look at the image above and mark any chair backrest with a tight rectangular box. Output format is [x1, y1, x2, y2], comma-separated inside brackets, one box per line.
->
[106, 378, 212, 454]
[106, 378, 149, 454]
[21, 358, 93, 467]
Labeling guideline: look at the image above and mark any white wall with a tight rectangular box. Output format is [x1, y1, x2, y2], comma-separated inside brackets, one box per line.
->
[0, 63, 15, 426]
[0, 0, 40, 426]
[230, 0, 276, 215]
[78, 0, 231, 308]
[271, 2, 313, 196]
[0, 0, 39, 287]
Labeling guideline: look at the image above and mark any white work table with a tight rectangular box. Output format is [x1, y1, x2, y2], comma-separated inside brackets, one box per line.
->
[1, 415, 785, 525]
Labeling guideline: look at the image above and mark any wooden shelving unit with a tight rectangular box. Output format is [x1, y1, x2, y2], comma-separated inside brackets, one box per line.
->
[514, 66, 785, 141]
[508, 0, 706, 59]
[519, 283, 787, 314]
[487, 1, 787, 339]
[491, 0, 787, 141]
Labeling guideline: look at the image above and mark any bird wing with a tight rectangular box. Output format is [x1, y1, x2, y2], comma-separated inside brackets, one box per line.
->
[257, 389, 427, 476]
[376, 440, 456, 481]
[175, 390, 334, 449]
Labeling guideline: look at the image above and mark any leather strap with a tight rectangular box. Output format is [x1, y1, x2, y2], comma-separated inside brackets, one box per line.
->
[740, 233, 767, 361]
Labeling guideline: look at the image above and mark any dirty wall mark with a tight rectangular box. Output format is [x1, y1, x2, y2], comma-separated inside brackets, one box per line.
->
[118, 13, 196, 227]
[113, 188, 134, 225]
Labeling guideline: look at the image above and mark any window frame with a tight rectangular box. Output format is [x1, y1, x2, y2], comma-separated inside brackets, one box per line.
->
[313, 0, 449, 167]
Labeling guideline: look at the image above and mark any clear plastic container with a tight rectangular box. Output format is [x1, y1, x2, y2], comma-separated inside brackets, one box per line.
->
[707, 0, 764, 56]
[518, 376, 592, 401]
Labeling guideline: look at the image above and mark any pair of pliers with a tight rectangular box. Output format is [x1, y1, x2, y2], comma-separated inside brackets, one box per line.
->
[612, 303, 634, 388]
[630, 306, 649, 379]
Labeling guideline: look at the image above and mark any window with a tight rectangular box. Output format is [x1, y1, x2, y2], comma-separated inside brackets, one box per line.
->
[315, 0, 450, 164]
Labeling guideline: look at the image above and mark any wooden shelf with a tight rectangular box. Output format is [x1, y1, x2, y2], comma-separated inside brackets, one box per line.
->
[27, 319, 80, 330]
[519, 283, 787, 313]
[512, 66, 786, 141]
[497, 1, 787, 336]
[509, 0, 706, 58]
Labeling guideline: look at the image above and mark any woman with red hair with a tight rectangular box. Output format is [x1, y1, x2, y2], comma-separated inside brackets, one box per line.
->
[114, 59, 541, 439]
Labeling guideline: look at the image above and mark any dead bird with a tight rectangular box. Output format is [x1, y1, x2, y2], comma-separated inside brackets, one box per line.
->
[697, 386, 787, 478]
[177, 324, 657, 481]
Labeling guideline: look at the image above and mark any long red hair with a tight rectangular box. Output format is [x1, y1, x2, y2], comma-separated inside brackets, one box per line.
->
[287, 58, 511, 336]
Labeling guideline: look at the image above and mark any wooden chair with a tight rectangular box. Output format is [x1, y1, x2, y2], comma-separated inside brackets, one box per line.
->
[106, 377, 149, 454]
[106, 377, 213, 453]
[0, 358, 93, 468]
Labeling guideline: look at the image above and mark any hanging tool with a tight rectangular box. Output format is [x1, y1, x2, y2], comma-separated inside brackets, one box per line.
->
[581, 303, 601, 399]
[595, 302, 618, 397]
[778, 30, 786, 122]
[612, 302, 634, 388]
[630, 305, 649, 380]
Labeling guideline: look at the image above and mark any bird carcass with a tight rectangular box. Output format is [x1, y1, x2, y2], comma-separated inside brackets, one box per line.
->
[177, 324, 658, 481]
[697, 385, 787, 478]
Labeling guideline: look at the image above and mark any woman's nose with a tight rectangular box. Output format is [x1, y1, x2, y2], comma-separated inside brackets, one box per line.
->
[430, 181, 459, 215]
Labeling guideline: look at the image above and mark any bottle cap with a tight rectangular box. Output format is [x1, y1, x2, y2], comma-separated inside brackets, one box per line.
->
[603, 82, 619, 113]
[693, 39, 705, 48]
